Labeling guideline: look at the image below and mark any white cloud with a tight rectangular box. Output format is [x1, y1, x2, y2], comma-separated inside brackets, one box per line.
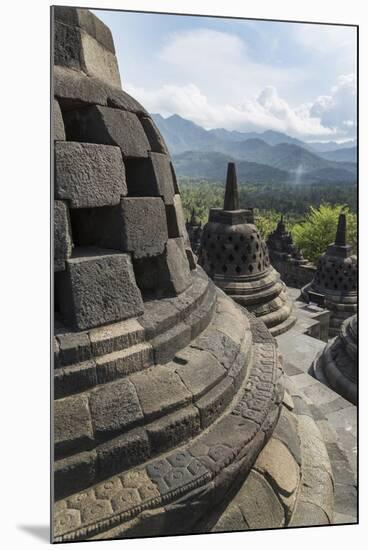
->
[155, 28, 302, 103]
[126, 74, 355, 140]
[310, 74, 357, 134]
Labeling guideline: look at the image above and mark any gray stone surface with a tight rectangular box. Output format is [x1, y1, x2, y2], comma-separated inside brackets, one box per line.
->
[89, 378, 143, 438]
[236, 470, 285, 529]
[120, 198, 168, 258]
[139, 116, 169, 154]
[57, 249, 144, 330]
[124, 153, 175, 204]
[53, 99, 65, 140]
[96, 429, 150, 479]
[134, 238, 191, 298]
[71, 197, 168, 258]
[147, 406, 201, 453]
[174, 348, 226, 399]
[54, 200, 72, 271]
[54, 395, 94, 457]
[64, 106, 150, 158]
[54, 6, 115, 53]
[55, 142, 126, 208]
[56, 331, 91, 365]
[130, 366, 192, 421]
[54, 451, 97, 500]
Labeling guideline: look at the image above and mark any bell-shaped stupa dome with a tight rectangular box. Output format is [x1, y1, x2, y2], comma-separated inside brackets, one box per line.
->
[199, 163, 296, 335]
[302, 213, 357, 336]
[312, 314, 357, 404]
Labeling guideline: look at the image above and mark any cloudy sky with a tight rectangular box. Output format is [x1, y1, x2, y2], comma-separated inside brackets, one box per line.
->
[93, 9, 357, 143]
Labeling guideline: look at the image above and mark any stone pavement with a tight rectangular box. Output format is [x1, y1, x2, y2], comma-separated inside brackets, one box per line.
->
[276, 288, 357, 524]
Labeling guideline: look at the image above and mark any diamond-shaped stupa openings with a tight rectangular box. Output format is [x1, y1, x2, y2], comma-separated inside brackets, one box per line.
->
[199, 162, 296, 336]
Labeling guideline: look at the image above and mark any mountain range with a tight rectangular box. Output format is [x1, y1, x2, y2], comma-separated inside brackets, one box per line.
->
[152, 114, 357, 184]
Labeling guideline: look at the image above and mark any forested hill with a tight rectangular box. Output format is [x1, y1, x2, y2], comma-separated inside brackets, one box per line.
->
[153, 114, 357, 185]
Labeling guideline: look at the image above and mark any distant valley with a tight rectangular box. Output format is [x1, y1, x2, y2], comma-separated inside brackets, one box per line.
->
[152, 114, 357, 184]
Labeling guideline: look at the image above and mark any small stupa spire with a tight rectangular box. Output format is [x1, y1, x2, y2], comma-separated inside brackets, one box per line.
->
[223, 162, 239, 211]
[335, 212, 347, 246]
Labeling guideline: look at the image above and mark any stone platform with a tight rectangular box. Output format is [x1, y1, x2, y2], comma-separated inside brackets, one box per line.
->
[276, 288, 357, 524]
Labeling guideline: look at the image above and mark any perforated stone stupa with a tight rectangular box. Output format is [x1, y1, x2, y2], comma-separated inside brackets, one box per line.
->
[199, 163, 296, 336]
[302, 213, 357, 336]
[312, 314, 357, 405]
[52, 8, 335, 541]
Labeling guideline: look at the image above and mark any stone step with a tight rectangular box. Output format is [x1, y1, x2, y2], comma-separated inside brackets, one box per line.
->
[53, 332, 281, 541]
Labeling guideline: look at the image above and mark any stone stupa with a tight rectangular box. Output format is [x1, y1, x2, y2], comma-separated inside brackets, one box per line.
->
[312, 314, 357, 405]
[267, 216, 307, 265]
[302, 213, 357, 336]
[199, 163, 296, 336]
[52, 8, 334, 542]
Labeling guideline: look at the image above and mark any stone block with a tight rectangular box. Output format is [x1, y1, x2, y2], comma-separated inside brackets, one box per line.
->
[96, 429, 150, 479]
[63, 105, 150, 158]
[54, 66, 107, 111]
[89, 378, 143, 438]
[54, 360, 98, 399]
[254, 438, 299, 496]
[174, 348, 226, 399]
[80, 31, 121, 88]
[54, 20, 83, 72]
[147, 406, 201, 454]
[53, 99, 65, 140]
[124, 153, 175, 204]
[89, 318, 144, 357]
[70, 197, 168, 259]
[139, 116, 169, 154]
[119, 198, 168, 258]
[95, 343, 153, 383]
[55, 142, 126, 208]
[237, 470, 285, 529]
[54, 201, 72, 271]
[54, 451, 97, 500]
[56, 331, 91, 365]
[54, 7, 115, 53]
[57, 249, 144, 331]
[272, 406, 301, 465]
[134, 238, 191, 298]
[54, 395, 94, 458]
[290, 501, 330, 527]
[130, 365, 192, 421]
[196, 377, 234, 428]
[151, 322, 192, 365]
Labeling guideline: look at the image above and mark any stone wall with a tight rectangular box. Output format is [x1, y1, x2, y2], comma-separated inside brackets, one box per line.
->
[270, 259, 316, 289]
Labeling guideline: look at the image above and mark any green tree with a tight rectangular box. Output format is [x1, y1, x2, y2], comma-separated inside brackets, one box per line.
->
[292, 204, 357, 263]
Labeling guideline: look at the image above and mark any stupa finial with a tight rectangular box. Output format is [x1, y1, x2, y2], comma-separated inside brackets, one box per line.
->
[335, 212, 347, 246]
[223, 162, 239, 211]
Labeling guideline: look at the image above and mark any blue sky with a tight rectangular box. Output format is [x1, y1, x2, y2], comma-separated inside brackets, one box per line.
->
[93, 9, 357, 142]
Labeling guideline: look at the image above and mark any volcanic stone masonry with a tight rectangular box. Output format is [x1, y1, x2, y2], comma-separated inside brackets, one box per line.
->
[186, 208, 203, 255]
[199, 163, 296, 336]
[301, 213, 357, 337]
[266, 216, 316, 288]
[312, 314, 357, 405]
[52, 7, 337, 541]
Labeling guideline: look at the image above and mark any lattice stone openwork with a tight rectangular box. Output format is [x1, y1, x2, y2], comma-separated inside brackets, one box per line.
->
[199, 163, 295, 336]
[302, 213, 357, 336]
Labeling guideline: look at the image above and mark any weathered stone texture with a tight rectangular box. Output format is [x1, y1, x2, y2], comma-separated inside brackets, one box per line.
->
[54, 200, 72, 271]
[55, 142, 126, 207]
[64, 106, 150, 157]
[89, 378, 143, 438]
[53, 99, 65, 140]
[134, 238, 191, 298]
[124, 153, 175, 203]
[57, 250, 144, 330]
